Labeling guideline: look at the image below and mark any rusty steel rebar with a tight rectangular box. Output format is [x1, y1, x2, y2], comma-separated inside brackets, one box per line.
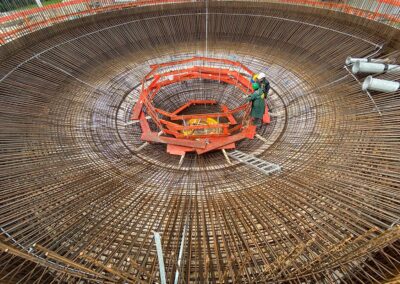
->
[0, 1, 400, 283]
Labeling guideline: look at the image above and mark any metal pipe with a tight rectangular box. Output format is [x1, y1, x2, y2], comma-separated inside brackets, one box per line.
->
[345, 57, 387, 65]
[362, 76, 400, 92]
[352, 61, 400, 74]
[173, 222, 188, 284]
[154, 232, 167, 284]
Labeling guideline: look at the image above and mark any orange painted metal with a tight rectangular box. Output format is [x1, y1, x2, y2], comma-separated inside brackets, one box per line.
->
[172, 100, 217, 115]
[167, 144, 195, 155]
[170, 112, 234, 121]
[167, 142, 236, 156]
[263, 104, 271, 124]
[156, 100, 247, 123]
[196, 126, 256, 154]
[141, 132, 208, 149]
[376, 0, 400, 7]
[136, 57, 255, 137]
[221, 105, 237, 125]
[139, 112, 151, 134]
[143, 68, 253, 94]
[149, 57, 255, 77]
[130, 57, 268, 154]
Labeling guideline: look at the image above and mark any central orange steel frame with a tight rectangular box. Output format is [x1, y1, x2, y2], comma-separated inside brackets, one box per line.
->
[131, 57, 269, 155]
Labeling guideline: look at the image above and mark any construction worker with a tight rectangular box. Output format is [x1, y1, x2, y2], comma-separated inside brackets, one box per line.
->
[247, 82, 265, 126]
[251, 72, 270, 98]
[257, 72, 270, 98]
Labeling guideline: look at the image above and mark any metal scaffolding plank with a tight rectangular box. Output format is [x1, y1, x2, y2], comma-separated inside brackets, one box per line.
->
[228, 150, 281, 176]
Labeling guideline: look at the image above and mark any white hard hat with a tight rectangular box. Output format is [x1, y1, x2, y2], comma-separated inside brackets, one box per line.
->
[258, 72, 266, 79]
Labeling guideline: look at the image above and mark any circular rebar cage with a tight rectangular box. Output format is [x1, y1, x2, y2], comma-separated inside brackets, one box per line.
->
[0, 2, 399, 283]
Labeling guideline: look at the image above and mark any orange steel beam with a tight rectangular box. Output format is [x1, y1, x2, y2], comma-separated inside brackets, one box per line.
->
[196, 126, 256, 154]
[167, 144, 195, 155]
[164, 72, 252, 94]
[142, 101, 164, 132]
[154, 67, 232, 79]
[154, 108, 174, 118]
[162, 128, 182, 137]
[167, 142, 236, 156]
[139, 112, 151, 134]
[221, 105, 237, 125]
[175, 133, 231, 139]
[169, 103, 247, 121]
[263, 104, 271, 124]
[141, 132, 207, 149]
[149, 57, 254, 76]
[131, 101, 144, 120]
[172, 100, 218, 115]
[149, 86, 162, 100]
[378, 0, 400, 6]
[228, 123, 244, 134]
[170, 112, 231, 121]
[145, 68, 253, 94]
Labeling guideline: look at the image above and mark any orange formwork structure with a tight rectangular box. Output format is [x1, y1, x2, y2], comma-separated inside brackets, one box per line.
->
[130, 57, 270, 155]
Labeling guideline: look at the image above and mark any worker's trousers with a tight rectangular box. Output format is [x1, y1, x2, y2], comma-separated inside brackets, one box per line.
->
[253, 117, 262, 126]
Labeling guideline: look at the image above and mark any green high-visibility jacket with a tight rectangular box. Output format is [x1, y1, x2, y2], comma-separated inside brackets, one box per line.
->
[247, 89, 265, 119]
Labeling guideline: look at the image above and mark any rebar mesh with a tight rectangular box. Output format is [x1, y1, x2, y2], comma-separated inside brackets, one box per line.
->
[0, 2, 399, 283]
